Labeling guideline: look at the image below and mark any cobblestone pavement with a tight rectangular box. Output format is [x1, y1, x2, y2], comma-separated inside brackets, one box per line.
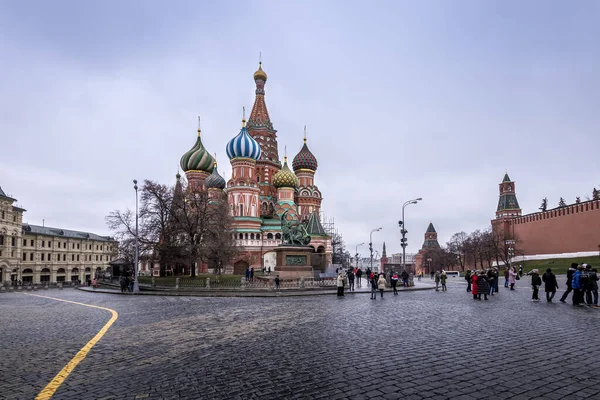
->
[1, 276, 599, 400]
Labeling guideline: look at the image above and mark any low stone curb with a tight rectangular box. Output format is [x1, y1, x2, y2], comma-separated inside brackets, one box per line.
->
[76, 285, 436, 297]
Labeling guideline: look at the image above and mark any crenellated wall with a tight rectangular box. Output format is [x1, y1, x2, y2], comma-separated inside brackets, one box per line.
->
[506, 199, 600, 256]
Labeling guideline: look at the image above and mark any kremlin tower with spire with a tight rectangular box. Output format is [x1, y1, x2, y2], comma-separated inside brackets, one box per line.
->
[176, 62, 331, 274]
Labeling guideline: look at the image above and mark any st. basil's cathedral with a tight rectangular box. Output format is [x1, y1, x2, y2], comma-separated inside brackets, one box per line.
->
[178, 63, 332, 274]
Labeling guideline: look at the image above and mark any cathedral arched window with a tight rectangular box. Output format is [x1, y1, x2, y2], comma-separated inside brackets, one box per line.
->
[250, 233, 255, 240]
[267, 233, 273, 239]
[239, 204, 244, 216]
[256, 234, 260, 240]
[239, 233, 243, 240]
[275, 233, 281, 240]
[245, 233, 248, 240]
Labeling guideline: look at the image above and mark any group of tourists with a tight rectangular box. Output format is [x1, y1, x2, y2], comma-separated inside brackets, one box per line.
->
[558, 263, 599, 307]
[461, 262, 599, 306]
[433, 271, 448, 291]
[336, 268, 410, 299]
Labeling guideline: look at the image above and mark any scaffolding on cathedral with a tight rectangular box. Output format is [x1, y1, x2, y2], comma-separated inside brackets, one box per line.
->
[320, 212, 349, 267]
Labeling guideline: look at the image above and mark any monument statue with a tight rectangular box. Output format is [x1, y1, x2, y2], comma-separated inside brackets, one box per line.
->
[281, 210, 311, 246]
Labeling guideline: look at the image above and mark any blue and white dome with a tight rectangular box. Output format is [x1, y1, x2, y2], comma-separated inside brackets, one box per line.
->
[226, 120, 261, 161]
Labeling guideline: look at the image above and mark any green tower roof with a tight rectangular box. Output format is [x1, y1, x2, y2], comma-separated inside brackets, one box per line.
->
[426, 222, 436, 233]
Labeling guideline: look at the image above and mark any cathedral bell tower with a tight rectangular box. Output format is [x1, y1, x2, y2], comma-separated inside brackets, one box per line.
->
[246, 61, 281, 218]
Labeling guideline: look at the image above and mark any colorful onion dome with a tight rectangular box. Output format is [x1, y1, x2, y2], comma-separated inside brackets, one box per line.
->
[292, 137, 318, 172]
[226, 119, 261, 160]
[253, 62, 267, 82]
[180, 123, 214, 173]
[205, 160, 226, 190]
[273, 157, 299, 189]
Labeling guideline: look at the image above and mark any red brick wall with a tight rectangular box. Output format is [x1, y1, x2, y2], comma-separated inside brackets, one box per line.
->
[507, 200, 600, 255]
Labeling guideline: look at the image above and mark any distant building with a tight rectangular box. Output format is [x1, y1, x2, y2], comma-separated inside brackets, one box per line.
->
[0, 185, 117, 285]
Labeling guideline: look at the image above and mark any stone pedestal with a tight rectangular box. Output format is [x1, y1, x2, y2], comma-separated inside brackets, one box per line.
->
[274, 246, 314, 279]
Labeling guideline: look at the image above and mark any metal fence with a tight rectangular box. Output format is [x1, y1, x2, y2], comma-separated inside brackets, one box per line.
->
[135, 276, 338, 291]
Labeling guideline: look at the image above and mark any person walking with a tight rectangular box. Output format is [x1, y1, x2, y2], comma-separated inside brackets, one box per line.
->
[440, 270, 447, 291]
[370, 272, 377, 300]
[250, 267, 255, 282]
[274, 275, 280, 291]
[391, 272, 399, 295]
[542, 268, 558, 302]
[590, 267, 599, 308]
[245, 267, 250, 282]
[356, 268, 363, 288]
[377, 274, 386, 298]
[347, 269, 355, 291]
[337, 273, 345, 297]
[487, 269, 496, 296]
[508, 267, 517, 290]
[476, 271, 490, 300]
[465, 270, 472, 292]
[530, 269, 542, 301]
[401, 270, 409, 287]
[518, 265, 523, 277]
[434, 271, 441, 291]
[504, 268, 510, 288]
[471, 271, 479, 300]
[559, 263, 578, 303]
[583, 264, 596, 306]
[571, 265, 584, 306]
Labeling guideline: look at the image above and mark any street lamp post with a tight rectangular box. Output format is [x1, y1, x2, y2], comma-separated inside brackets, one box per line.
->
[427, 258, 432, 275]
[369, 228, 382, 273]
[355, 242, 365, 269]
[399, 198, 422, 273]
[133, 180, 140, 293]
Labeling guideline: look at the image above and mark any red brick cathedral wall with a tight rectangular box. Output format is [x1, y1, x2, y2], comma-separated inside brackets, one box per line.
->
[507, 199, 600, 255]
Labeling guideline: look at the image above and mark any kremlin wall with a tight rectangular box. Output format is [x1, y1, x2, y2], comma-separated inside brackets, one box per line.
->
[492, 174, 600, 257]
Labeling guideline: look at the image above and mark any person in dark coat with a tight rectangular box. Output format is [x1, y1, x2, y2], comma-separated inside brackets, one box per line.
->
[542, 268, 559, 302]
[559, 263, 578, 303]
[476, 271, 489, 300]
[530, 269, 542, 301]
[465, 270, 472, 292]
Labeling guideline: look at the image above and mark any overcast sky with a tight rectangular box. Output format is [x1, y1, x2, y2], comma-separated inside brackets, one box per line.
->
[1, 1, 598, 257]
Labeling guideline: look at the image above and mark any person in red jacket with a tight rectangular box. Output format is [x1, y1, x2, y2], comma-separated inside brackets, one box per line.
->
[471, 272, 478, 300]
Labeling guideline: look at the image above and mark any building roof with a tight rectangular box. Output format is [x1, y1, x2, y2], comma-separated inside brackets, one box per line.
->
[306, 212, 327, 236]
[426, 222, 436, 233]
[502, 173, 511, 182]
[497, 194, 520, 211]
[292, 137, 318, 172]
[0, 186, 5, 197]
[22, 224, 115, 242]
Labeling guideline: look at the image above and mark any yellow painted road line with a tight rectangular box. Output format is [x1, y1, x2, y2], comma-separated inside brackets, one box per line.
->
[22, 293, 119, 400]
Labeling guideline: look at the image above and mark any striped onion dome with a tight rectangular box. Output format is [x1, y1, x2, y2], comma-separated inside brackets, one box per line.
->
[226, 120, 261, 160]
[180, 128, 214, 173]
[292, 137, 318, 172]
[205, 161, 226, 189]
[273, 157, 299, 188]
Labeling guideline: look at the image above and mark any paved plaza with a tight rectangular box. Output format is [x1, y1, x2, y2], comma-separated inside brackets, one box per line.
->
[1, 277, 599, 400]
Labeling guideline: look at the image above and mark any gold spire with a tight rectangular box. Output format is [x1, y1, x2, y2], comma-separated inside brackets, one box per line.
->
[213, 153, 217, 167]
[197, 116, 201, 137]
[242, 106, 246, 127]
[254, 61, 267, 82]
[304, 125, 307, 143]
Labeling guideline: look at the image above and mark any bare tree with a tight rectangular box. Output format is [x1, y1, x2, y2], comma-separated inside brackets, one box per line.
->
[106, 180, 175, 277]
[593, 188, 599, 201]
[203, 193, 240, 274]
[446, 231, 468, 271]
[539, 197, 548, 212]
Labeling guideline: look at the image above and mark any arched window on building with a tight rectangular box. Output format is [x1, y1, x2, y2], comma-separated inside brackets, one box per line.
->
[250, 233, 255, 240]
[275, 233, 281, 240]
[245, 233, 248, 240]
[267, 233, 273, 239]
[239, 204, 244, 216]
[239, 233, 243, 240]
